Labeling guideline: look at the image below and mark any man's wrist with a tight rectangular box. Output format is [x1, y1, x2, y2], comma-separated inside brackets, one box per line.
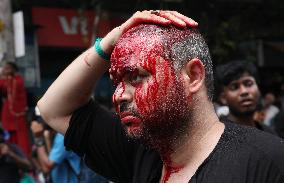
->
[94, 38, 111, 61]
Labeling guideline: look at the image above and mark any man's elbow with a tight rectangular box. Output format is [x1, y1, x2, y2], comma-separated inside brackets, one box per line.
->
[37, 99, 52, 123]
[37, 99, 70, 134]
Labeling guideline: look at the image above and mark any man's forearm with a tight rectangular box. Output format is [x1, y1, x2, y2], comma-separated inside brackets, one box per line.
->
[37, 26, 122, 134]
[37, 43, 111, 133]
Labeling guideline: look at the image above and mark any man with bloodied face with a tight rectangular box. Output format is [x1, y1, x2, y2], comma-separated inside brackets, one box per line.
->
[37, 10, 284, 183]
[110, 25, 197, 144]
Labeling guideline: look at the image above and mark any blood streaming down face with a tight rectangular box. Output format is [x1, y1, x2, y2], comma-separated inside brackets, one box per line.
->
[110, 24, 191, 147]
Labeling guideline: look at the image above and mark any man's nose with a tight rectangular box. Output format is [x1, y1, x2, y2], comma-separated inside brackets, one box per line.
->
[239, 85, 249, 96]
[113, 82, 133, 107]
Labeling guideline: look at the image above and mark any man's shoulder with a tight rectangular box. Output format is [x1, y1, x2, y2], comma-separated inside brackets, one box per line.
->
[201, 123, 284, 183]
[225, 121, 284, 151]
[246, 126, 284, 154]
[224, 122, 284, 171]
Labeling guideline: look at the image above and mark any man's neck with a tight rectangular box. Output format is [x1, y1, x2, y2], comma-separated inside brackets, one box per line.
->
[157, 104, 225, 183]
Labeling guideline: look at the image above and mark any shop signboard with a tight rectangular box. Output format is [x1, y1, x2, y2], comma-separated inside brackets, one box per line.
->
[32, 7, 124, 48]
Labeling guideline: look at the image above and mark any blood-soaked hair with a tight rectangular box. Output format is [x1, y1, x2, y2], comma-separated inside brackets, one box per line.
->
[118, 24, 214, 100]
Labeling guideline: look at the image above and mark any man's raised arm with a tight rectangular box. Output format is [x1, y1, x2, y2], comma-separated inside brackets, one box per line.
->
[37, 10, 198, 134]
[37, 27, 118, 134]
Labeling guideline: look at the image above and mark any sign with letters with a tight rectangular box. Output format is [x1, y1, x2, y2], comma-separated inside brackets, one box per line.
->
[32, 7, 124, 48]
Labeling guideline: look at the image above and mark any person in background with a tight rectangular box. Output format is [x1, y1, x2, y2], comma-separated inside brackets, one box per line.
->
[31, 107, 109, 183]
[0, 126, 32, 183]
[30, 108, 54, 183]
[253, 99, 267, 124]
[31, 120, 81, 183]
[263, 92, 279, 126]
[216, 60, 277, 135]
[0, 62, 31, 156]
[273, 85, 284, 138]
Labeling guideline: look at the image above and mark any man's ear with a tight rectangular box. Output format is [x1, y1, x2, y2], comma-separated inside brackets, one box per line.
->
[219, 92, 227, 105]
[184, 58, 205, 94]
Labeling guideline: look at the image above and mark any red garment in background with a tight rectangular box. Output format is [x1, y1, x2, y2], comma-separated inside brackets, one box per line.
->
[0, 75, 31, 156]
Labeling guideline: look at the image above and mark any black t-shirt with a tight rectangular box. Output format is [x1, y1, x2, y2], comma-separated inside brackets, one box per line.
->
[65, 100, 284, 183]
[255, 121, 278, 135]
[0, 144, 26, 183]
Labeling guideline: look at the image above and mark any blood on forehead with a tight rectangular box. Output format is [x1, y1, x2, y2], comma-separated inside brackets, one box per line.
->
[110, 33, 164, 83]
[111, 24, 192, 70]
[110, 24, 194, 83]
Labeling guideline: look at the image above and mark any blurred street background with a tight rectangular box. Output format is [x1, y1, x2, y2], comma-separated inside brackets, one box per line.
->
[0, 0, 283, 182]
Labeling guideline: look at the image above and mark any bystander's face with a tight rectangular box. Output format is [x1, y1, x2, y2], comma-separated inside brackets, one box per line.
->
[2, 64, 15, 76]
[222, 73, 260, 116]
[110, 32, 190, 140]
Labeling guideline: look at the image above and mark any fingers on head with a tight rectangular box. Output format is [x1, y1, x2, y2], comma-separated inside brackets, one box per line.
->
[131, 11, 170, 25]
[129, 10, 197, 30]
[169, 11, 198, 26]
[159, 11, 186, 28]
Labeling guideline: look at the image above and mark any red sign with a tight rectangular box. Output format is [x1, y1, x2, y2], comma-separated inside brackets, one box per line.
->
[32, 7, 125, 48]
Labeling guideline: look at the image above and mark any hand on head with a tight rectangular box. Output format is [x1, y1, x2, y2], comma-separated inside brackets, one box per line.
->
[121, 10, 198, 33]
[100, 10, 198, 56]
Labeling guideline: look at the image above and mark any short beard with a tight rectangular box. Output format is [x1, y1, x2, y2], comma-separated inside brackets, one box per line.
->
[138, 98, 191, 155]
[139, 75, 191, 155]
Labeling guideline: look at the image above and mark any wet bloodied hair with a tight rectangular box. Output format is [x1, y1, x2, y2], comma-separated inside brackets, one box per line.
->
[112, 24, 214, 100]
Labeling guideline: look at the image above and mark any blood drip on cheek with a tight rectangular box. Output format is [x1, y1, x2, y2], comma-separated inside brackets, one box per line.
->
[112, 81, 125, 113]
[135, 53, 159, 116]
[135, 57, 176, 125]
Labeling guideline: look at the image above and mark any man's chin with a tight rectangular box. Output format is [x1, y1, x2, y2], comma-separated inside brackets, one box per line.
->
[241, 106, 256, 114]
[232, 107, 255, 117]
[125, 125, 142, 138]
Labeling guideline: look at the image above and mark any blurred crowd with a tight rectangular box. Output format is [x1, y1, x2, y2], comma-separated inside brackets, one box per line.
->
[0, 59, 283, 183]
[0, 62, 109, 183]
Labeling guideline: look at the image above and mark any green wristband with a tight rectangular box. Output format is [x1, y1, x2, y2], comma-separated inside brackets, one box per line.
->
[94, 38, 110, 61]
